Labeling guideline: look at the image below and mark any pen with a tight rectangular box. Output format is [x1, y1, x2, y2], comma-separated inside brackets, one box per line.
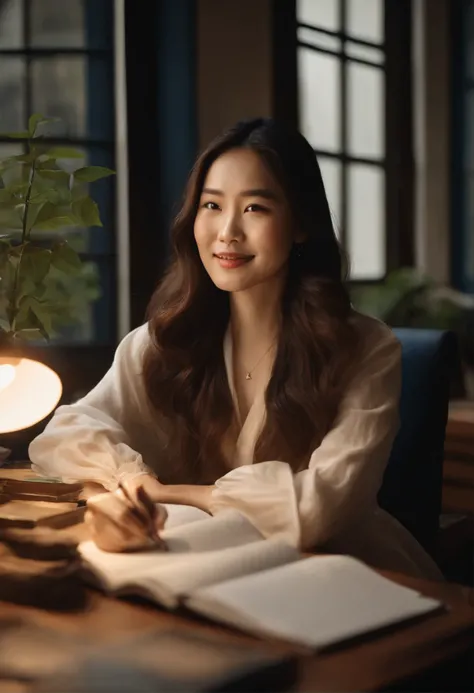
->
[117, 481, 164, 547]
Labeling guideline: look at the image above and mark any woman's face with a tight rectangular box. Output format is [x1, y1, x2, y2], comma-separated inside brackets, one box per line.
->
[194, 148, 300, 294]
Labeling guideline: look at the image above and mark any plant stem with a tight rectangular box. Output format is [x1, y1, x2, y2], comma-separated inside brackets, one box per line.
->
[9, 140, 36, 332]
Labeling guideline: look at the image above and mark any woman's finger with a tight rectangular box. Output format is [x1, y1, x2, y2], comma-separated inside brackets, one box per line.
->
[86, 494, 149, 539]
[85, 507, 151, 552]
[115, 486, 152, 530]
[152, 503, 168, 531]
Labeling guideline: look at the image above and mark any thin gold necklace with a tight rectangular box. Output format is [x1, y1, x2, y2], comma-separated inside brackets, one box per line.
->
[244, 339, 277, 380]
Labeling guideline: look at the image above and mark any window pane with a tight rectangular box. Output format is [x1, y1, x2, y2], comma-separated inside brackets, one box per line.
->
[297, 26, 342, 53]
[30, 57, 113, 140]
[347, 62, 384, 158]
[0, 0, 23, 48]
[30, 0, 84, 47]
[298, 48, 341, 152]
[347, 0, 384, 44]
[347, 164, 385, 279]
[50, 257, 114, 345]
[297, 0, 340, 31]
[346, 41, 384, 64]
[318, 156, 342, 236]
[0, 58, 26, 132]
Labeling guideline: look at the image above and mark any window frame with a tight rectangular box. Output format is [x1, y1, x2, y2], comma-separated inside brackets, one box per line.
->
[450, 0, 474, 294]
[0, 0, 117, 344]
[272, 0, 414, 283]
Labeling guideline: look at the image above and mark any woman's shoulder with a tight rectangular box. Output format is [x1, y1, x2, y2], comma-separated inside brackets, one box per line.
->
[114, 322, 153, 365]
[349, 310, 401, 353]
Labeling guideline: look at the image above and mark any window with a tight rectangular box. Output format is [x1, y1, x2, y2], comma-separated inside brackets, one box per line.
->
[296, 0, 410, 280]
[451, 0, 474, 293]
[0, 0, 116, 344]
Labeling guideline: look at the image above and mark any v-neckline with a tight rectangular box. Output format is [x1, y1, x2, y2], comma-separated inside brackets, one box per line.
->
[223, 324, 274, 467]
[224, 325, 254, 430]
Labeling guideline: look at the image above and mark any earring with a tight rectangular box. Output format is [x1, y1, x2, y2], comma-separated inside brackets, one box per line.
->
[293, 243, 303, 258]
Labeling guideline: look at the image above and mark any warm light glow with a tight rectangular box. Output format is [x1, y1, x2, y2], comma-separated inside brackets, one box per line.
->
[0, 356, 62, 434]
[0, 364, 16, 392]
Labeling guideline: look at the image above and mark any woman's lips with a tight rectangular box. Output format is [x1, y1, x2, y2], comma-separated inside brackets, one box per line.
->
[214, 255, 253, 269]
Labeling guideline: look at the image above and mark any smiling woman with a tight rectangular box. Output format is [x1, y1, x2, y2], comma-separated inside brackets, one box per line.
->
[194, 148, 299, 295]
[28, 118, 443, 583]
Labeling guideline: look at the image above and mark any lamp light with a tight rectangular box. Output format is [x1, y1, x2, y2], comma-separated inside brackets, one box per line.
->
[0, 355, 62, 434]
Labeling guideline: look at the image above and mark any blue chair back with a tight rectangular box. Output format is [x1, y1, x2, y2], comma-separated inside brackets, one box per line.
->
[378, 328, 459, 556]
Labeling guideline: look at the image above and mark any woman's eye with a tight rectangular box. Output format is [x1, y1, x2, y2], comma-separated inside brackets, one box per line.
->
[202, 201, 219, 210]
[246, 204, 267, 213]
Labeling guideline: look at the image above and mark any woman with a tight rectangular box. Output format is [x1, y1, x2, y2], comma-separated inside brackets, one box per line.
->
[29, 118, 442, 580]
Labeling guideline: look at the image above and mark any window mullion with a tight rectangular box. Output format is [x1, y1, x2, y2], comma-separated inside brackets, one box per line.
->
[340, 0, 347, 249]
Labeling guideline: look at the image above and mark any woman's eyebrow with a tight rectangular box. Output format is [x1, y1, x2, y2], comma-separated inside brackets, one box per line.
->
[201, 187, 279, 200]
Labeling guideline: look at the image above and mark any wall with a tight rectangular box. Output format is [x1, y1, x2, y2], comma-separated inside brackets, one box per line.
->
[413, 0, 451, 283]
[196, 0, 273, 151]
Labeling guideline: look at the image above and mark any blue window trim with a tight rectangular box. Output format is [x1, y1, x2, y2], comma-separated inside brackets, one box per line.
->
[156, 0, 198, 244]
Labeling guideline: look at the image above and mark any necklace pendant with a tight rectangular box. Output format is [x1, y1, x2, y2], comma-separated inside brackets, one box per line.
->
[245, 372, 252, 380]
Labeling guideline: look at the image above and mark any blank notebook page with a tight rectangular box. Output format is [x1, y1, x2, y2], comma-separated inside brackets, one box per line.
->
[188, 554, 442, 649]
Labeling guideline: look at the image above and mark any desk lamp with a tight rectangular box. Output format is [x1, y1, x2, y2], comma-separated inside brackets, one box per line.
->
[0, 354, 62, 434]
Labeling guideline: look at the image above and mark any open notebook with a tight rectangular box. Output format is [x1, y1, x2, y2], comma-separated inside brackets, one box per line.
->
[78, 505, 442, 650]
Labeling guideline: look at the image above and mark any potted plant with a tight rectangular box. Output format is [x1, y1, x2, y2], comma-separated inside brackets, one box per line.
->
[351, 267, 474, 399]
[0, 113, 115, 345]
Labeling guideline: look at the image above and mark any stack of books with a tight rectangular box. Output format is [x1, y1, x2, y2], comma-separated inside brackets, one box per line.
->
[0, 467, 85, 529]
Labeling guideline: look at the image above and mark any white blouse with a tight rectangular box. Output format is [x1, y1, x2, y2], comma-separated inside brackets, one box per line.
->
[29, 312, 444, 581]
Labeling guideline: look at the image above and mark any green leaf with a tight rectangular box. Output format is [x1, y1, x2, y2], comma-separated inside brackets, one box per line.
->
[0, 208, 23, 229]
[0, 318, 10, 331]
[46, 147, 84, 159]
[19, 245, 52, 285]
[28, 113, 46, 136]
[31, 202, 78, 231]
[0, 259, 16, 293]
[8, 151, 37, 164]
[1, 182, 29, 201]
[5, 131, 29, 139]
[36, 168, 70, 183]
[72, 197, 102, 227]
[73, 166, 115, 182]
[29, 189, 62, 205]
[51, 241, 82, 274]
[13, 327, 44, 341]
[34, 215, 78, 231]
[18, 301, 52, 340]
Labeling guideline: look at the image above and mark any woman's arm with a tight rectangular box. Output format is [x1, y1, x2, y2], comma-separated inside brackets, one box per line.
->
[208, 323, 402, 549]
[145, 482, 215, 513]
[29, 324, 158, 492]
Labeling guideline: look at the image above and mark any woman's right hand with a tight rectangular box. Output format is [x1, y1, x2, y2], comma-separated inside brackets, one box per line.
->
[84, 474, 168, 552]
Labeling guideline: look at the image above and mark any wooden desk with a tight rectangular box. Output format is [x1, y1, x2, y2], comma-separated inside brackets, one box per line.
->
[0, 536, 473, 692]
[443, 400, 474, 515]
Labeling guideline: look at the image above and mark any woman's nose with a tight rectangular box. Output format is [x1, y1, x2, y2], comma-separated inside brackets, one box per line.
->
[217, 213, 243, 243]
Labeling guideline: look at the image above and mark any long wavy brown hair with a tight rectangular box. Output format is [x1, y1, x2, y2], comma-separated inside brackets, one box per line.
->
[142, 118, 360, 484]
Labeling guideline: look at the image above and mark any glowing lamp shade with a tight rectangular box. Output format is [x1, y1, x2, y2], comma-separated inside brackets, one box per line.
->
[0, 356, 62, 434]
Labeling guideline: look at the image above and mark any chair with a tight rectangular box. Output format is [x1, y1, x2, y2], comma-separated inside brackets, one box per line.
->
[378, 328, 460, 558]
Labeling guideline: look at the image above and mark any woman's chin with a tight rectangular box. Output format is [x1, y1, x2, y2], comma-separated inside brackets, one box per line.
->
[210, 274, 256, 293]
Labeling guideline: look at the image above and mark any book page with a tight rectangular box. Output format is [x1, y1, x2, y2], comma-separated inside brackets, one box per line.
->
[187, 555, 442, 649]
[161, 504, 212, 529]
[79, 528, 299, 602]
[161, 509, 264, 552]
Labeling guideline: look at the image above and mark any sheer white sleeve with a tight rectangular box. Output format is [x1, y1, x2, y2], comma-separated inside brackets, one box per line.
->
[29, 324, 159, 491]
[209, 327, 401, 550]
